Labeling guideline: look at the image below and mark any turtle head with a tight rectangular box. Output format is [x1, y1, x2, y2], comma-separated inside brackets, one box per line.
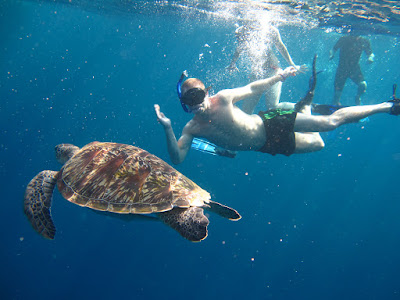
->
[55, 144, 80, 164]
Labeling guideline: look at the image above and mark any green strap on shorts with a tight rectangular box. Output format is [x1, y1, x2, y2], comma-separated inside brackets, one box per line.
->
[261, 109, 296, 120]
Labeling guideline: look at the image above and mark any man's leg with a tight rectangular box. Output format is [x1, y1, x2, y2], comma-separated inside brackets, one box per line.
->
[294, 102, 393, 132]
[293, 89, 325, 154]
[355, 81, 367, 105]
[264, 79, 282, 110]
[351, 66, 366, 105]
[294, 132, 325, 154]
[333, 67, 347, 105]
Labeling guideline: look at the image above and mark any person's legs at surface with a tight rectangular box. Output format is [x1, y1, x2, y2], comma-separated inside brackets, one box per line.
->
[333, 67, 347, 105]
[355, 81, 367, 105]
[351, 66, 366, 105]
[264, 79, 282, 110]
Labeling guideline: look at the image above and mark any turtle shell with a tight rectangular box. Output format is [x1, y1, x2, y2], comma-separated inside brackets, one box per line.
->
[57, 142, 210, 214]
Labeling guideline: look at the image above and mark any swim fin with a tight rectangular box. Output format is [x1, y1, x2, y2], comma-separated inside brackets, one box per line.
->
[295, 54, 319, 112]
[191, 138, 236, 158]
[191, 138, 217, 155]
[312, 104, 348, 115]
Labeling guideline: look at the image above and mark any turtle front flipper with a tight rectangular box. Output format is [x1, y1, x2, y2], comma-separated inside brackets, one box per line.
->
[24, 170, 58, 239]
[206, 201, 241, 221]
[158, 207, 209, 242]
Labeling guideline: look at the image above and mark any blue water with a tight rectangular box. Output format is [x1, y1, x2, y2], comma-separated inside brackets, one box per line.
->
[2, 1, 400, 299]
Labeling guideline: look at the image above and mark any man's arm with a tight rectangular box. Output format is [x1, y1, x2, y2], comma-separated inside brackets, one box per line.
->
[154, 104, 193, 165]
[271, 26, 296, 67]
[329, 37, 342, 60]
[271, 26, 307, 73]
[220, 66, 297, 104]
[362, 38, 374, 63]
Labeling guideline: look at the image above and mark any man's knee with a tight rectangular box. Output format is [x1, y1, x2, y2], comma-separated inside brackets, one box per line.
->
[312, 135, 325, 151]
[294, 133, 325, 153]
[358, 81, 367, 94]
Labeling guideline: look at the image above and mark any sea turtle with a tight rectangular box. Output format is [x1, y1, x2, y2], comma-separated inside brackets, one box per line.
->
[24, 142, 241, 242]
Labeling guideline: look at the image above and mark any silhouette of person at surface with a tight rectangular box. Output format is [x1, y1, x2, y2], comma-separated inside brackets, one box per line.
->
[330, 34, 374, 105]
[226, 23, 307, 113]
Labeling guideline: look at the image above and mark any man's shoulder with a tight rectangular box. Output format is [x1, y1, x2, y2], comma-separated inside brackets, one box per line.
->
[214, 89, 232, 102]
[337, 35, 348, 44]
[182, 119, 197, 135]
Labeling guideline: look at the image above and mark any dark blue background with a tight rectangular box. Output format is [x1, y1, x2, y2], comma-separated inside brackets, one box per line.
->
[2, 1, 400, 299]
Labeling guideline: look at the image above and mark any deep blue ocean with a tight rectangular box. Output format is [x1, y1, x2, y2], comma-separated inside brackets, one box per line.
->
[2, 1, 400, 299]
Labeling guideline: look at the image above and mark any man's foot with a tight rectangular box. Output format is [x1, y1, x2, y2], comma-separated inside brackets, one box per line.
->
[214, 147, 237, 158]
[388, 84, 400, 115]
[388, 100, 400, 115]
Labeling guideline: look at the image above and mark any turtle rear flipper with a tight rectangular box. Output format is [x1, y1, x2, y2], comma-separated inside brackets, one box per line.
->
[159, 207, 209, 242]
[24, 170, 58, 239]
[206, 201, 241, 221]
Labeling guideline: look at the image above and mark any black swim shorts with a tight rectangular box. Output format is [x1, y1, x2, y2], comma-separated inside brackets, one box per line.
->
[257, 109, 297, 156]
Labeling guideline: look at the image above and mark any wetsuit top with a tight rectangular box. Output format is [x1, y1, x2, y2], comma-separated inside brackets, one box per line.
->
[334, 35, 372, 67]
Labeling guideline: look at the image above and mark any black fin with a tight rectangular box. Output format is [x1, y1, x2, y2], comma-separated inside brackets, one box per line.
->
[312, 104, 348, 115]
[295, 54, 318, 112]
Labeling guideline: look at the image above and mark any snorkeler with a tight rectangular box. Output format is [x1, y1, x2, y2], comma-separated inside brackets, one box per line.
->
[226, 23, 307, 113]
[330, 34, 374, 105]
[155, 57, 399, 165]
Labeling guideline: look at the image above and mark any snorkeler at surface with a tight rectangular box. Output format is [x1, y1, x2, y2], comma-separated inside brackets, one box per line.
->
[226, 23, 307, 113]
[330, 34, 374, 105]
[155, 56, 399, 165]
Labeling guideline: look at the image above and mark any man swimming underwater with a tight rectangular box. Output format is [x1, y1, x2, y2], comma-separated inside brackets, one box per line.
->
[155, 56, 400, 164]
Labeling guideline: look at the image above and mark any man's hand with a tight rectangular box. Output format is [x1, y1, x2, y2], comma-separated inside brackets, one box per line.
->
[295, 64, 308, 73]
[329, 49, 335, 61]
[154, 104, 171, 128]
[279, 66, 297, 81]
[367, 53, 375, 64]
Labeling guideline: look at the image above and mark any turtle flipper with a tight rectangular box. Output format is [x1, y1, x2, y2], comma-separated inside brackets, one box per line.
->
[159, 207, 209, 242]
[206, 201, 241, 220]
[24, 170, 58, 239]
